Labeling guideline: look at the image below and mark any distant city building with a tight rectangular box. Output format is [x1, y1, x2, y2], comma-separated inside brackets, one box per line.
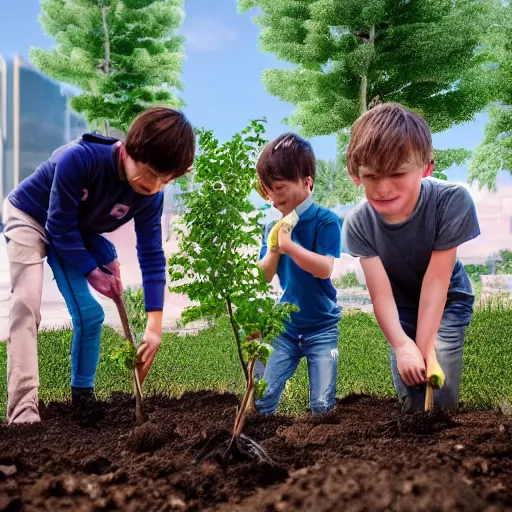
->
[0, 53, 87, 210]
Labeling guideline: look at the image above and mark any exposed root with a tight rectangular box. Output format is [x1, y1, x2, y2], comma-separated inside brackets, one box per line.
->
[374, 408, 457, 438]
[194, 430, 275, 467]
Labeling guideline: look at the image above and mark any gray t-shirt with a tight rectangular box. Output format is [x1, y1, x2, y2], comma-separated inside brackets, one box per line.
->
[342, 179, 480, 313]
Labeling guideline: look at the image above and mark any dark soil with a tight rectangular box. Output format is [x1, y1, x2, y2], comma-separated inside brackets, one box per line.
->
[0, 391, 511, 511]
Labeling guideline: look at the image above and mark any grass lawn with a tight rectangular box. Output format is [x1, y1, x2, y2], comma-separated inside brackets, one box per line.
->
[0, 309, 511, 418]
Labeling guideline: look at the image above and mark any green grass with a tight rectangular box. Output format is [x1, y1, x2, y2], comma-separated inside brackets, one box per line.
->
[0, 309, 511, 418]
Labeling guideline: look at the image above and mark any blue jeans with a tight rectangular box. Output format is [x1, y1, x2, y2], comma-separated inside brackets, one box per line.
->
[46, 235, 116, 389]
[254, 324, 339, 415]
[390, 299, 473, 411]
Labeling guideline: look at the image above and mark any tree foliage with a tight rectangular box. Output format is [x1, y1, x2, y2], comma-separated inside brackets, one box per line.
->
[168, 121, 297, 379]
[469, 2, 512, 190]
[313, 158, 363, 207]
[31, 0, 186, 133]
[433, 148, 472, 181]
[240, 0, 502, 183]
[239, 0, 500, 137]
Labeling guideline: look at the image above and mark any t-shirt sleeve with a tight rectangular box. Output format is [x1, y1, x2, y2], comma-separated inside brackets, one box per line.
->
[434, 185, 481, 251]
[315, 214, 342, 258]
[342, 209, 378, 258]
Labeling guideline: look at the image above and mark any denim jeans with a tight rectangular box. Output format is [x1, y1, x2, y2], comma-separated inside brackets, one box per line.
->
[254, 324, 339, 415]
[46, 234, 116, 389]
[390, 299, 474, 412]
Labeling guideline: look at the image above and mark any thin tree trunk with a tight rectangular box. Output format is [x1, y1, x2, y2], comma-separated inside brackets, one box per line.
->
[102, 6, 111, 137]
[360, 25, 376, 114]
[226, 297, 249, 381]
[360, 75, 368, 114]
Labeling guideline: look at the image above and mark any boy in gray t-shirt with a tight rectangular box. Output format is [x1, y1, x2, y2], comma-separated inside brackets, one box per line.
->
[342, 103, 480, 411]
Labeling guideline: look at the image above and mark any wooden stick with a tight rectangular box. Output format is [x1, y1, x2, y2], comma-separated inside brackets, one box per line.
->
[113, 295, 144, 424]
[424, 382, 434, 411]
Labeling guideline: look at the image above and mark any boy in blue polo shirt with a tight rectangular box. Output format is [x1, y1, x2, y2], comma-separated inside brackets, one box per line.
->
[255, 133, 342, 415]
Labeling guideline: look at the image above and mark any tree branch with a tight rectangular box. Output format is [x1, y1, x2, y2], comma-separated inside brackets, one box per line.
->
[360, 25, 376, 114]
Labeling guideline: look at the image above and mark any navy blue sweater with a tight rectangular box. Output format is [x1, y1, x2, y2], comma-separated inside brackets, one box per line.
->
[8, 133, 165, 311]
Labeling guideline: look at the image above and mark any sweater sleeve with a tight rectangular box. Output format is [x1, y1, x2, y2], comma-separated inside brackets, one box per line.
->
[45, 145, 98, 275]
[133, 192, 166, 312]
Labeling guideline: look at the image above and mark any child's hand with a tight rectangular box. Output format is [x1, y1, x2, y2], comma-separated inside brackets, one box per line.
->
[278, 224, 293, 254]
[395, 339, 427, 387]
[137, 326, 162, 383]
[87, 267, 122, 299]
[104, 259, 124, 295]
[104, 258, 121, 279]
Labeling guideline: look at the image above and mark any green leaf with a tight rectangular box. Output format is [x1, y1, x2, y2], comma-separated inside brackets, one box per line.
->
[111, 341, 138, 371]
[254, 378, 268, 400]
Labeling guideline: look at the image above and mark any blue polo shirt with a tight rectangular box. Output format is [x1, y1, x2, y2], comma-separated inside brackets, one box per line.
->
[260, 196, 342, 336]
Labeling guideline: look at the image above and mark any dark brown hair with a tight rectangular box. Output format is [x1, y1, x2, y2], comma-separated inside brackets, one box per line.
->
[124, 106, 195, 178]
[346, 102, 433, 178]
[256, 133, 316, 197]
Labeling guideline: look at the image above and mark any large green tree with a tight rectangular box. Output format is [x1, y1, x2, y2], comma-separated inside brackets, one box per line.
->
[31, 0, 185, 134]
[468, 2, 512, 190]
[313, 128, 362, 207]
[240, 0, 501, 184]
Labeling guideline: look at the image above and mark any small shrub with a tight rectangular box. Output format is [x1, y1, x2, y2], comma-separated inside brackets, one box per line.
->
[333, 271, 365, 290]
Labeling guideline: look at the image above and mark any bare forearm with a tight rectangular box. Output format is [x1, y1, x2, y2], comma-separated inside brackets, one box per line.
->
[137, 310, 163, 385]
[360, 258, 409, 350]
[371, 295, 409, 351]
[258, 251, 281, 282]
[147, 310, 163, 335]
[416, 277, 449, 363]
[416, 249, 456, 364]
[285, 243, 333, 279]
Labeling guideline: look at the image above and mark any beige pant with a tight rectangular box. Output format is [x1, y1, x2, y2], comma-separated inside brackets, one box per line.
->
[3, 199, 48, 424]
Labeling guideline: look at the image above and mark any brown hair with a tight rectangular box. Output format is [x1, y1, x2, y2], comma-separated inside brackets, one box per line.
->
[346, 103, 433, 178]
[256, 133, 316, 197]
[124, 106, 195, 178]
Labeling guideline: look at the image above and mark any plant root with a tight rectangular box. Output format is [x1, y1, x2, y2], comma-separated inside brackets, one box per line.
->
[194, 430, 275, 467]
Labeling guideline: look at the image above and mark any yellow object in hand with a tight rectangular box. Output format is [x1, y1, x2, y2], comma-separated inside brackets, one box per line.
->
[427, 361, 445, 389]
[267, 210, 299, 252]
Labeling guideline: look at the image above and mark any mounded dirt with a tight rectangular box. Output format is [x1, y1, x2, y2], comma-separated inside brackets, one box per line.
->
[0, 391, 511, 511]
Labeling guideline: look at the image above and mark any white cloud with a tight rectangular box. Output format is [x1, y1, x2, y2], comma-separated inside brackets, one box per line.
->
[182, 20, 237, 53]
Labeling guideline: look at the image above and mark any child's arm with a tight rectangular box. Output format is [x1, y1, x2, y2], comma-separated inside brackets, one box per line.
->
[133, 194, 167, 384]
[46, 146, 100, 275]
[280, 237, 334, 279]
[46, 145, 119, 297]
[415, 184, 480, 374]
[415, 249, 456, 371]
[361, 256, 426, 386]
[259, 251, 281, 282]
[278, 216, 339, 279]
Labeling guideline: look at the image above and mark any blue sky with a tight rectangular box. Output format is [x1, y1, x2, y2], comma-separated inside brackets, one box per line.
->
[1, 0, 510, 185]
